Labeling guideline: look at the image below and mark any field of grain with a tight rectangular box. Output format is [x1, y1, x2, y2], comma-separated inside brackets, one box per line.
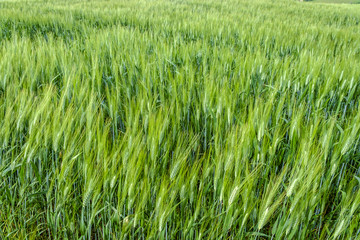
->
[1, 0, 360, 239]
[311, 0, 360, 4]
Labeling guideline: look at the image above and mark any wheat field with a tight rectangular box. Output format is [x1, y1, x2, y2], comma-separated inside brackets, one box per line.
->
[1, 0, 360, 239]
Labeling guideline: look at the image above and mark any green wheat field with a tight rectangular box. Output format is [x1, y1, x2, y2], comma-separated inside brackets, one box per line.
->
[1, 0, 360, 239]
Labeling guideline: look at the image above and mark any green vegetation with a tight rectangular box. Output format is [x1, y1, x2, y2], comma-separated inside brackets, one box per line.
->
[1, 0, 360, 239]
[311, 0, 360, 4]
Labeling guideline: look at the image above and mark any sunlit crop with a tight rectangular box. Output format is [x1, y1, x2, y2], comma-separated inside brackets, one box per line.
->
[1, 0, 360, 239]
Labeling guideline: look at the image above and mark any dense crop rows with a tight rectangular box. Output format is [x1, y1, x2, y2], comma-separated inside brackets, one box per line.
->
[1, 0, 360, 239]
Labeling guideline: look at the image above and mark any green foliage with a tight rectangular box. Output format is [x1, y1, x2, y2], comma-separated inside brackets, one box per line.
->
[0, 0, 360, 239]
[311, 0, 360, 4]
